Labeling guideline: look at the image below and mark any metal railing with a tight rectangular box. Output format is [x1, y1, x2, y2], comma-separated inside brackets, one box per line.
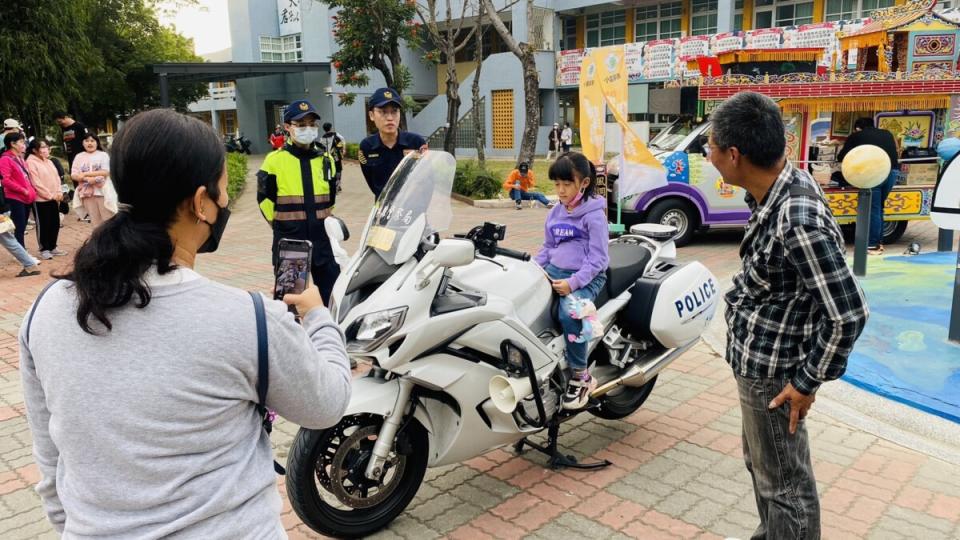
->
[427, 97, 485, 149]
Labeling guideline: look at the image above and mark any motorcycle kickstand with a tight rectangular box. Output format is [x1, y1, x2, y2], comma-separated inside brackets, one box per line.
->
[513, 418, 612, 471]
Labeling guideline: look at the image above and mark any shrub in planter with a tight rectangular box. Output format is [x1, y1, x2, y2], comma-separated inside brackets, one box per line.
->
[453, 161, 500, 199]
[226, 153, 248, 204]
[344, 143, 360, 160]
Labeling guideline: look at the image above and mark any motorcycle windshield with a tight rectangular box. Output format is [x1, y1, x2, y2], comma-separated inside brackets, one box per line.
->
[362, 151, 456, 266]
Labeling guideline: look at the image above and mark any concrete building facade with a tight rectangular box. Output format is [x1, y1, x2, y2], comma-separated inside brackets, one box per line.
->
[219, 0, 938, 155]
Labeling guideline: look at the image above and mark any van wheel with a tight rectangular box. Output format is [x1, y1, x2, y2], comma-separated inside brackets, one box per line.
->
[883, 221, 907, 245]
[646, 199, 698, 247]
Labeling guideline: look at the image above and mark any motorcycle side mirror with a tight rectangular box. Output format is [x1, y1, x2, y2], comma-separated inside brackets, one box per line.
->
[432, 239, 475, 268]
[325, 216, 350, 242]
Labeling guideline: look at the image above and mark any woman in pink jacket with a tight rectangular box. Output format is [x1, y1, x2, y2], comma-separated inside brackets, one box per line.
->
[26, 139, 67, 259]
[0, 132, 37, 247]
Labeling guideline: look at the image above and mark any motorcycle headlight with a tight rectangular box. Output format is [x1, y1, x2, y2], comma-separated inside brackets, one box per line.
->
[347, 307, 407, 352]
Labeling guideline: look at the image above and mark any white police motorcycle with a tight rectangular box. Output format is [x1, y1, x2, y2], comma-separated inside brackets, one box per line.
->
[287, 151, 719, 538]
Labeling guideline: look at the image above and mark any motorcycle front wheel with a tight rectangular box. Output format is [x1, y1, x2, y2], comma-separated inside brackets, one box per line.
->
[286, 413, 428, 539]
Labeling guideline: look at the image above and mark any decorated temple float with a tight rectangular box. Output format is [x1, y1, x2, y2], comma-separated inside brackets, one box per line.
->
[599, 0, 959, 245]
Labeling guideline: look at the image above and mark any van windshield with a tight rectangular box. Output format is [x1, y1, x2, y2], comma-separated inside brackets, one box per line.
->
[650, 119, 697, 150]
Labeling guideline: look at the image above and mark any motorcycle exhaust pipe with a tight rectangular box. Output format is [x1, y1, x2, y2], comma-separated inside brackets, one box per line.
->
[591, 340, 697, 399]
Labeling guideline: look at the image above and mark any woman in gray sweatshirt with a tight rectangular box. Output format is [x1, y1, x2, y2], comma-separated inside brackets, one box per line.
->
[19, 109, 352, 538]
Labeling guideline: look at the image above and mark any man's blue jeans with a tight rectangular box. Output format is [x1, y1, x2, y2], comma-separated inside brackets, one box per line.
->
[545, 264, 606, 370]
[868, 169, 899, 248]
[0, 228, 37, 268]
[737, 373, 820, 540]
[510, 189, 550, 206]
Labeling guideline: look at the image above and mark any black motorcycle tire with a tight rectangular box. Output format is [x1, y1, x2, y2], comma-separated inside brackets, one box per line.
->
[590, 375, 658, 420]
[286, 414, 429, 539]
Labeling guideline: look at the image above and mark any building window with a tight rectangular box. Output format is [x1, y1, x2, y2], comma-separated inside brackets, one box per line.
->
[754, 0, 773, 28]
[259, 34, 302, 63]
[861, 0, 895, 16]
[635, 3, 682, 42]
[586, 10, 626, 47]
[691, 0, 718, 36]
[562, 17, 577, 50]
[824, 0, 856, 20]
[775, 1, 814, 26]
[733, 0, 744, 31]
[635, 6, 659, 42]
[660, 2, 683, 38]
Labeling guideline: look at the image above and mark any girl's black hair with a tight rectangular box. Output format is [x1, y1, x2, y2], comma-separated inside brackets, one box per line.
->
[3, 132, 25, 149]
[80, 132, 102, 151]
[58, 109, 225, 334]
[25, 138, 48, 159]
[548, 151, 597, 199]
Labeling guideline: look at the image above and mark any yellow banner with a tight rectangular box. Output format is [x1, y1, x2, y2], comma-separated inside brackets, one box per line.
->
[592, 47, 666, 197]
[578, 51, 605, 163]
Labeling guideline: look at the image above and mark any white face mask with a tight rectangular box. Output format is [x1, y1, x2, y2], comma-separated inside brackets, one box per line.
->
[293, 126, 319, 145]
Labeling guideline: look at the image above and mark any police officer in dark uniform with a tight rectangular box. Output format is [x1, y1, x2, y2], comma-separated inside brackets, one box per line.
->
[256, 99, 340, 303]
[358, 87, 427, 199]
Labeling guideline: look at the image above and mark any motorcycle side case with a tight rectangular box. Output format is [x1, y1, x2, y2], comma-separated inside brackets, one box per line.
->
[619, 261, 719, 348]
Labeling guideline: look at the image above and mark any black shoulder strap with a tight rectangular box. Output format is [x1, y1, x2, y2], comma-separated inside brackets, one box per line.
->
[249, 291, 269, 410]
[25, 280, 60, 348]
[248, 291, 285, 476]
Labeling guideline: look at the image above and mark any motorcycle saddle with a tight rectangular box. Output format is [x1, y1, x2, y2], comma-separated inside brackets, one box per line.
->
[548, 242, 652, 322]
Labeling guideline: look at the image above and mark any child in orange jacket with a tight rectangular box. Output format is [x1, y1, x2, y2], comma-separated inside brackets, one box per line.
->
[502, 162, 553, 210]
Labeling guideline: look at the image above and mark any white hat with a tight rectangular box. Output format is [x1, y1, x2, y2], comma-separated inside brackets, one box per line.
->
[553, 122, 559, 127]
[3, 118, 21, 130]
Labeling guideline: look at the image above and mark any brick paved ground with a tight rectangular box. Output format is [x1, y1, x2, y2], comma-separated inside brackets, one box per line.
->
[0, 157, 958, 539]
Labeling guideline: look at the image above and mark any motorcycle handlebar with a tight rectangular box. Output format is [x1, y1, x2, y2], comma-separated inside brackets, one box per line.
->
[495, 247, 530, 261]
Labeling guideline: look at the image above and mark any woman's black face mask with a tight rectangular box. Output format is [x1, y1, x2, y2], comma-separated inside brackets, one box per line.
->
[198, 201, 231, 254]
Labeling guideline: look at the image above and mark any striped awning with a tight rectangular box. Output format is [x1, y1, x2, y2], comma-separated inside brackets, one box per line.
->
[716, 48, 824, 64]
[778, 94, 951, 114]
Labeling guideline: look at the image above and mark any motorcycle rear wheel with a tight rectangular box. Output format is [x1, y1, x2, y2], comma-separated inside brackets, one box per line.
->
[590, 375, 658, 420]
[286, 413, 429, 539]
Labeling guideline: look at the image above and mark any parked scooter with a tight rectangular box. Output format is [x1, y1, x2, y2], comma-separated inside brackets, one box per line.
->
[224, 133, 252, 154]
[286, 151, 719, 538]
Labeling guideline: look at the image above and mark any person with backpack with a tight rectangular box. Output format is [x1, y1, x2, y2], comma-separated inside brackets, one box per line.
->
[20, 109, 351, 538]
[318, 122, 345, 193]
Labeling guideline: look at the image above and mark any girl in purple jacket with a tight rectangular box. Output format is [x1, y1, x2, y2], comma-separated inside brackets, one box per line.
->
[534, 152, 610, 410]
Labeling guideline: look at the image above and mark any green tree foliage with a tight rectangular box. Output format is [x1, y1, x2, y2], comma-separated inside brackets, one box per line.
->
[0, 0, 204, 135]
[323, 0, 420, 107]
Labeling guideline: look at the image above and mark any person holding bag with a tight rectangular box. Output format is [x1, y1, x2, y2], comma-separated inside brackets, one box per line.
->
[0, 132, 37, 246]
[70, 133, 114, 226]
[20, 109, 351, 538]
[25, 139, 67, 259]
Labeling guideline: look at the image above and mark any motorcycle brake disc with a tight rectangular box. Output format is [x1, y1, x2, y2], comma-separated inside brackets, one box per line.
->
[329, 425, 407, 509]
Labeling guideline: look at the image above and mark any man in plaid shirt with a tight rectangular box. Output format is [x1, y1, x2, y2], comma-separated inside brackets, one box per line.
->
[706, 92, 869, 539]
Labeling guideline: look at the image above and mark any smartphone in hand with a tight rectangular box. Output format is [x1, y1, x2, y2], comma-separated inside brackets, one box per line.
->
[274, 239, 313, 311]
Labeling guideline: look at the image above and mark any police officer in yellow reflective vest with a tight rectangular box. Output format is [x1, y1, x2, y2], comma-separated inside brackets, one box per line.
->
[257, 100, 339, 303]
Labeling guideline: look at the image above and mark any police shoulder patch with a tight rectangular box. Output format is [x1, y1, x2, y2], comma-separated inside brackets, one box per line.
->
[358, 149, 367, 165]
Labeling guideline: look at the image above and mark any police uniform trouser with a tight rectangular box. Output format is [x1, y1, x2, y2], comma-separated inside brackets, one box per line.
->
[311, 259, 340, 306]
